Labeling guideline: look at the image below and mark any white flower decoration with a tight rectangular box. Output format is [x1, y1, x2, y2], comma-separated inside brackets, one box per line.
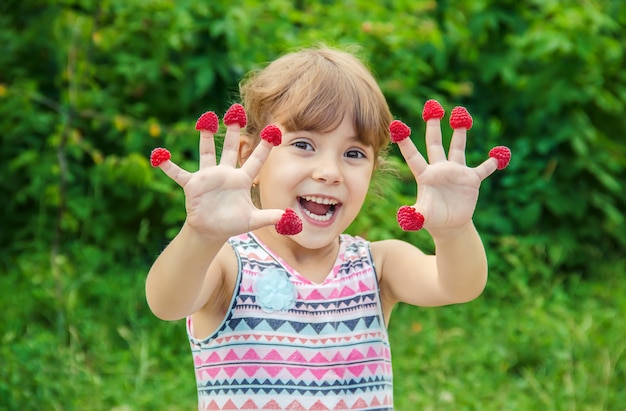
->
[253, 268, 297, 313]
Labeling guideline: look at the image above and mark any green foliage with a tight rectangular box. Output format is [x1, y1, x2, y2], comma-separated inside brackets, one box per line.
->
[2, 0, 625, 277]
[1, 0, 626, 409]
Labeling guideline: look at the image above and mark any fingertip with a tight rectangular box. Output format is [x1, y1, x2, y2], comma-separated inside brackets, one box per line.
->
[422, 99, 445, 122]
[150, 147, 171, 167]
[275, 207, 303, 236]
[195, 111, 219, 133]
[397, 205, 425, 231]
[488, 146, 511, 170]
[260, 124, 282, 146]
[389, 120, 411, 143]
[223, 103, 247, 128]
[449, 106, 473, 130]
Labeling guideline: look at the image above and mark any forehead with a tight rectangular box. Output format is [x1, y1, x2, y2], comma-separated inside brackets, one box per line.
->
[243, 48, 392, 154]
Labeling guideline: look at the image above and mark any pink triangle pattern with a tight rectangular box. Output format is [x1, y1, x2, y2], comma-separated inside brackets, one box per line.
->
[199, 395, 393, 410]
[189, 233, 394, 410]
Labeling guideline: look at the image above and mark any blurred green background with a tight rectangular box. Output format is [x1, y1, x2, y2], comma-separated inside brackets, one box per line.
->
[1, 0, 625, 410]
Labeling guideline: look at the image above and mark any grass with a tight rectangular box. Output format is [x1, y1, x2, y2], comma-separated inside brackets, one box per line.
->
[1, 257, 625, 410]
[389, 274, 626, 411]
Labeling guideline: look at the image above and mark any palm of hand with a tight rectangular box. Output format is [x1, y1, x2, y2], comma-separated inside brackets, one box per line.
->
[182, 165, 259, 237]
[414, 162, 482, 231]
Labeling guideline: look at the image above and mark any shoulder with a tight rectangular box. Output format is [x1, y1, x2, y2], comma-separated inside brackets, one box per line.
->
[370, 238, 432, 285]
[370, 238, 417, 263]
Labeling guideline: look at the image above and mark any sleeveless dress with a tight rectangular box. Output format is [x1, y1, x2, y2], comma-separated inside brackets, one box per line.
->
[187, 232, 394, 410]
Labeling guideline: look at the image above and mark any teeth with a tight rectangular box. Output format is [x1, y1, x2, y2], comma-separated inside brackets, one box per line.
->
[302, 195, 338, 205]
[302, 207, 334, 222]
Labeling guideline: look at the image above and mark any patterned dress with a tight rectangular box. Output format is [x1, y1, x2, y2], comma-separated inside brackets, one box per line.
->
[187, 232, 394, 410]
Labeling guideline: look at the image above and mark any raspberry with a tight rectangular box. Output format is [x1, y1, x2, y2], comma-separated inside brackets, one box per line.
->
[449, 106, 473, 130]
[489, 146, 511, 170]
[150, 147, 171, 167]
[389, 120, 411, 143]
[422, 99, 445, 122]
[260, 124, 282, 146]
[396, 205, 425, 231]
[195, 111, 219, 133]
[275, 208, 303, 235]
[223, 103, 247, 128]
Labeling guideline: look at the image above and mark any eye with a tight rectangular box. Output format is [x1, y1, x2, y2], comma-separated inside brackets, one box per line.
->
[345, 149, 367, 159]
[293, 140, 314, 151]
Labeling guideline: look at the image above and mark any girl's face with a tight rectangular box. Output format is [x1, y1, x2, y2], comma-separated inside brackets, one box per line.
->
[255, 115, 375, 250]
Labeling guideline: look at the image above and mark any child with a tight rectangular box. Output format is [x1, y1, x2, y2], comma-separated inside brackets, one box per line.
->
[145, 46, 509, 411]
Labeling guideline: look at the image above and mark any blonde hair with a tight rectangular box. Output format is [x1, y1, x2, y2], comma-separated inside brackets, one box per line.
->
[239, 46, 392, 166]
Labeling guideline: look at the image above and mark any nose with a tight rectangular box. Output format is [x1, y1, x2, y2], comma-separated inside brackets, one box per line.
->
[312, 156, 343, 185]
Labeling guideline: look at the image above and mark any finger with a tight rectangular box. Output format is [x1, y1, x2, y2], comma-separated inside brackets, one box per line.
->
[239, 139, 273, 181]
[199, 130, 216, 169]
[397, 138, 428, 177]
[158, 160, 193, 187]
[220, 103, 247, 166]
[474, 146, 511, 180]
[219, 124, 241, 166]
[448, 128, 467, 165]
[473, 157, 499, 181]
[425, 119, 447, 163]
[195, 111, 220, 169]
[248, 208, 285, 231]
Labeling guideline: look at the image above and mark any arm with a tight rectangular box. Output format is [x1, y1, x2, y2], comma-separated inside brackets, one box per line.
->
[379, 101, 509, 309]
[145, 223, 229, 321]
[376, 222, 487, 310]
[145, 108, 284, 320]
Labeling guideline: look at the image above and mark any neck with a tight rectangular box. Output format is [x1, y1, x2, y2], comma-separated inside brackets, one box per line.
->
[252, 227, 340, 284]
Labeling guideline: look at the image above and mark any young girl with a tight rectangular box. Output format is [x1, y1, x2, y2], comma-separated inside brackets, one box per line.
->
[146, 46, 509, 411]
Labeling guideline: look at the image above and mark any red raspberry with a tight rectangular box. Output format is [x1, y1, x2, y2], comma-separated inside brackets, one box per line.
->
[195, 111, 219, 133]
[396, 205, 425, 231]
[389, 120, 411, 143]
[449, 106, 473, 130]
[223, 103, 247, 128]
[489, 146, 511, 170]
[275, 208, 303, 236]
[260, 124, 282, 146]
[422, 99, 445, 122]
[150, 147, 171, 167]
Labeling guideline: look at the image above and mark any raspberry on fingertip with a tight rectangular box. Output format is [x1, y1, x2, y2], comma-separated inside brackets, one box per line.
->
[150, 147, 171, 167]
[223, 103, 247, 128]
[260, 124, 282, 146]
[422, 99, 445, 122]
[489, 146, 511, 170]
[275, 208, 303, 235]
[449, 106, 473, 130]
[396, 205, 425, 231]
[389, 120, 411, 143]
[195, 111, 219, 133]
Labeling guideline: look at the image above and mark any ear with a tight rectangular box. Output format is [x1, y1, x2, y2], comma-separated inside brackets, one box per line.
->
[238, 134, 256, 166]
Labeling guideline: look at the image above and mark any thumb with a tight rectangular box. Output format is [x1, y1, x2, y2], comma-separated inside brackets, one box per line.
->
[248, 208, 286, 231]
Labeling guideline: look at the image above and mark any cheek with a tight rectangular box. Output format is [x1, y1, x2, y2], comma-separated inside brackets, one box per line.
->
[350, 170, 373, 201]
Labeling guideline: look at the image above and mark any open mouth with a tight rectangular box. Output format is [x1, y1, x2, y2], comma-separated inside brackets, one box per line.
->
[298, 196, 340, 222]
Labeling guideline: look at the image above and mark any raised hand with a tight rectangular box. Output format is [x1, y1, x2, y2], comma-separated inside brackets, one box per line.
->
[150, 104, 294, 240]
[390, 99, 511, 234]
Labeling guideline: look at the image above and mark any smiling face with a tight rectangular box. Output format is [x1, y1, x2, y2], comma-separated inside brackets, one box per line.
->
[237, 47, 392, 251]
[254, 115, 374, 249]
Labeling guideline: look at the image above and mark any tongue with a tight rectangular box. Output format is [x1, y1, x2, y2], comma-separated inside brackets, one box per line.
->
[301, 199, 331, 215]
